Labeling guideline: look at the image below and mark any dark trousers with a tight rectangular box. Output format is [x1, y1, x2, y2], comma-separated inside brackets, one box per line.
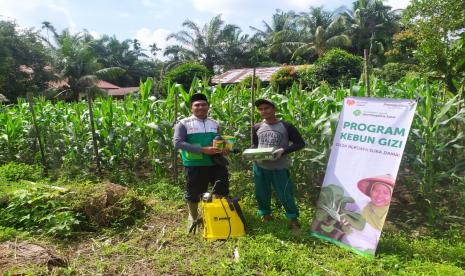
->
[184, 165, 229, 202]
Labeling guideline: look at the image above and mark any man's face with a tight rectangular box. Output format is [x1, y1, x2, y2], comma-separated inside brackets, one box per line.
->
[191, 100, 209, 118]
[370, 183, 392, 207]
[257, 104, 276, 120]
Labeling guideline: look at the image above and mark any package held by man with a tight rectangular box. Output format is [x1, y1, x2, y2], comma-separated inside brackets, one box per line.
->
[242, 148, 275, 160]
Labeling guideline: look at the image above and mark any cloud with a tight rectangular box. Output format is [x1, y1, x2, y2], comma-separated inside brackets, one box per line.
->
[140, 0, 157, 8]
[384, 0, 411, 10]
[286, 0, 340, 9]
[89, 30, 100, 39]
[117, 11, 131, 18]
[284, 0, 409, 10]
[0, 0, 77, 32]
[286, 0, 319, 9]
[134, 27, 172, 59]
[190, 0, 248, 16]
[0, 0, 40, 23]
[46, 1, 77, 32]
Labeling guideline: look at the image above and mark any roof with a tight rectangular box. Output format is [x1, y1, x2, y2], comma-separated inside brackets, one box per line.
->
[48, 79, 122, 90]
[97, 80, 120, 89]
[18, 65, 135, 96]
[19, 65, 53, 74]
[211, 66, 294, 84]
[49, 79, 70, 89]
[19, 65, 34, 74]
[106, 87, 139, 96]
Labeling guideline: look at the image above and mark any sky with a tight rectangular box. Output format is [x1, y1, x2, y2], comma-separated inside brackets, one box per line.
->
[0, 0, 410, 58]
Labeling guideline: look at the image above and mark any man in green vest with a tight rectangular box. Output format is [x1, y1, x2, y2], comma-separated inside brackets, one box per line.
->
[173, 93, 230, 232]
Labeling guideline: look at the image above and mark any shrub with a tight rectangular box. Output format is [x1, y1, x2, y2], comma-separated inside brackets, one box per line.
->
[0, 186, 82, 238]
[296, 64, 317, 89]
[0, 162, 43, 182]
[313, 49, 362, 87]
[77, 182, 146, 228]
[270, 66, 298, 92]
[149, 180, 184, 201]
[239, 75, 262, 90]
[376, 62, 419, 83]
[163, 62, 211, 91]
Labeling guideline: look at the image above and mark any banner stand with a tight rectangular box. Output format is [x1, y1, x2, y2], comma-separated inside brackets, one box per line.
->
[310, 231, 373, 258]
[309, 96, 417, 256]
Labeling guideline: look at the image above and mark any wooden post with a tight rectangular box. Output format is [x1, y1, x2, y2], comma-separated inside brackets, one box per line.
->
[87, 90, 102, 175]
[458, 83, 464, 113]
[364, 49, 370, 97]
[172, 86, 178, 185]
[26, 93, 47, 174]
[250, 68, 256, 145]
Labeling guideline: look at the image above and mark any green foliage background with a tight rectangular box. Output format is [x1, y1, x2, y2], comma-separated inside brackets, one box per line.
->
[1, 77, 464, 225]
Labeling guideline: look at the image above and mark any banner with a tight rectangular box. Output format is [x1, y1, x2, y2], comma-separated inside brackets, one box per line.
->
[310, 97, 417, 257]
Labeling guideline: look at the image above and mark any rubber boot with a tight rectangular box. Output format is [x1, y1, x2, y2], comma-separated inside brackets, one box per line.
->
[289, 218, 301, 235]
[187, 201, 199, 233]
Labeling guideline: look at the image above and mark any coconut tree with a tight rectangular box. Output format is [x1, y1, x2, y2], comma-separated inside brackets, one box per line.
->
[296, 7, 333, 36]
[41, 24, 124, 100]
[344, 0, 401, 59]
[164, 15, 241, 73]
[289, 15, 352, 61]
[250, 9, 300, 64]
[90, 35, 155, 86]
[221, 28, 253, 70]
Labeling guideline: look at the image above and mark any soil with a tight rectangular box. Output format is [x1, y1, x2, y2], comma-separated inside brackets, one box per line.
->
[0, 241, 67, 273]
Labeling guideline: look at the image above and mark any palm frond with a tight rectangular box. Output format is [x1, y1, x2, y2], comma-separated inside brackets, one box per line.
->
[326, 34, 352, 48]
[95, 67, 126, 79]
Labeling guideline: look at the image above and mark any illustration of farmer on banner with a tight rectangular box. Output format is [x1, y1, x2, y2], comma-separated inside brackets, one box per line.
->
[342, 174, 395, 253]
[310, 174, 396, 254]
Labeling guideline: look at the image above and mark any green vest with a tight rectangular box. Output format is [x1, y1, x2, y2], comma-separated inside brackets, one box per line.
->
[179, 116, 219, 166]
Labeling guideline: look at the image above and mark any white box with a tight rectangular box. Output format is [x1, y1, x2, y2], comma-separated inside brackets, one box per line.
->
[242, 148, 275, 160]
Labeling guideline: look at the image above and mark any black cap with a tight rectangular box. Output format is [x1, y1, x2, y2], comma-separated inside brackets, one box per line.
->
[254, 99, 276, 108]
[190, 93, 208, 105]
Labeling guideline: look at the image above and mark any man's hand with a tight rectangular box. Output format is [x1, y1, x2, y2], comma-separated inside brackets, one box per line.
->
[272, 148, 285, 159]
[202, 147, 222, 155]
[222, 148, 230, 155]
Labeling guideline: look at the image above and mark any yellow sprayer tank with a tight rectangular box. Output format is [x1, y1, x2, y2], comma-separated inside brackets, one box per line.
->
[200, 197, 246, 240]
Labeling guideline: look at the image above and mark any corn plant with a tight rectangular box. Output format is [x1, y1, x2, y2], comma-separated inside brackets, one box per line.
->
[0, 100, 36, 163]
[1, 77, 464, 218]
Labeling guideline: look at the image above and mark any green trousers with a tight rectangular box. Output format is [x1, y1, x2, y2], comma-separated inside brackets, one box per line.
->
[253, 163, 299, 219]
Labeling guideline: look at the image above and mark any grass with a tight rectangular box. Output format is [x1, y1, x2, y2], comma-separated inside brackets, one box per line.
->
[1, 171, 464, 275]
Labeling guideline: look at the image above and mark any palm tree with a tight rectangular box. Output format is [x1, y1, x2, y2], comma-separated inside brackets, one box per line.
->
[90, 35, 154, 86]
[164, 15, 240, 72]
[250, 10, 300, 64]
[149, 43, 161, 57]
[41, 21, 55, 47]
[344, 0, 401, 58]
[296, 7, 333, 36]
[221, 28, 252, 70]
[289, 15, 351, 61]
[41, 24, 124, 100]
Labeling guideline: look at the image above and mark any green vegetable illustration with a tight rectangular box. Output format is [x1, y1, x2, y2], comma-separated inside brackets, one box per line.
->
[312, 184, 366, 240]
